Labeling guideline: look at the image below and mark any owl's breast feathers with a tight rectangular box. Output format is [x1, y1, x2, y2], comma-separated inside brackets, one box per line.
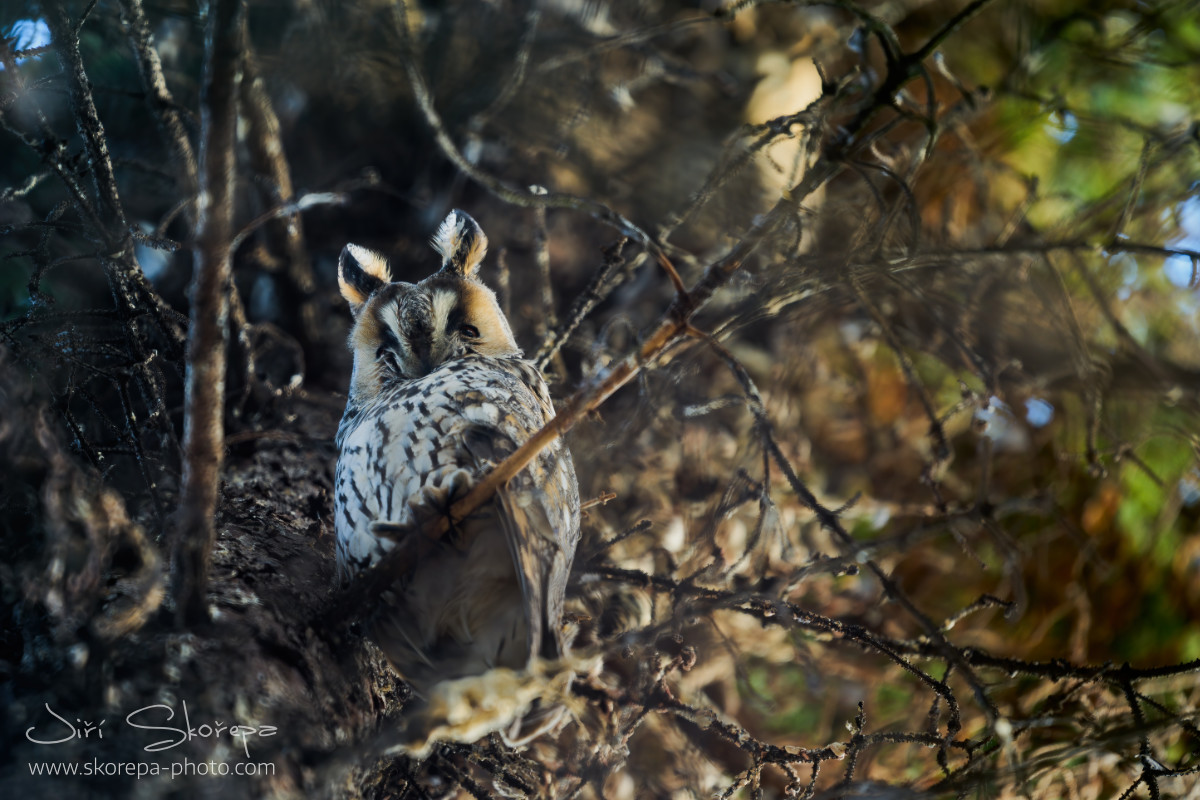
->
[334, 355, 579, 687]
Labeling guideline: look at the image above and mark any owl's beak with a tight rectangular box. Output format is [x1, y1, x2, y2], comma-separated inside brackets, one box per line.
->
[411, 335, 449, 377]
[425, 338, 454, 375]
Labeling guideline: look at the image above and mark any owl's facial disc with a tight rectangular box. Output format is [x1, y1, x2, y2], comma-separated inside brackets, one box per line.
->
[370, 282, 519, 382]
[344, 218, 522, 399]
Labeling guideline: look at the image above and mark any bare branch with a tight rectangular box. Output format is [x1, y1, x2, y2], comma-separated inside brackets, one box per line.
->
[392, 0, 687, 294]
[172, 0, 245, 627]
[45, 2, 130, 247]
[533, 238, 627, 371]
[117, 0, 199, 208]
[238, 29, 326, 358]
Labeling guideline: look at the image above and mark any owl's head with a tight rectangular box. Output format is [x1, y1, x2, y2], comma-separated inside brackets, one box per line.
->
[338, 210, 519, 399]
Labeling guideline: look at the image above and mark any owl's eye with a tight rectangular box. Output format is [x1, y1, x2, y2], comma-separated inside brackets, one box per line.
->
[459, 324, 480, 339]
[376, 343, 402, 375]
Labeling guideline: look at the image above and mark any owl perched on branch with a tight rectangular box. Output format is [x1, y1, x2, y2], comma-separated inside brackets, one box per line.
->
[334, 210, 581, 749]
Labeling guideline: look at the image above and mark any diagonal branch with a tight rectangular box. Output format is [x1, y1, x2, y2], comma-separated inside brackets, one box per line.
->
[533, 238, 628, 371]
[323, 189, 802, 626]
[325, 0, 1002, 640]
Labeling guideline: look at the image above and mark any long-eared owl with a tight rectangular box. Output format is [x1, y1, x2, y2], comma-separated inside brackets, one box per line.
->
[334, 210, 581, 715]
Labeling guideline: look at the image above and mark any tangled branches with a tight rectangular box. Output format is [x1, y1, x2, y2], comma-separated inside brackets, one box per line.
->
[2, 0, 1199, 798]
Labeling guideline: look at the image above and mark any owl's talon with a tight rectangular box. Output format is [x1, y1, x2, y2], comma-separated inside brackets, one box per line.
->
[367, 520, 410, 542]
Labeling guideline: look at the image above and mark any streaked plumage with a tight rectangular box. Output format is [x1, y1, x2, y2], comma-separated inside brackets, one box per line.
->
[333, 210, 580, 743]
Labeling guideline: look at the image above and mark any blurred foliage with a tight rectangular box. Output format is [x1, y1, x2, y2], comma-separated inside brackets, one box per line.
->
[1, 0, 1199, 798]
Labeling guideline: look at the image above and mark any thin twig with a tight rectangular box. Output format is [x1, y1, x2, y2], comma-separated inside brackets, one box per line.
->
[118, 0, 199, 211]
[45, 2, 130, 246]
[392, 0, 687, 296]
[534, 238, 628, 371]
[327, 0, 969, 627]
[531, 201, 562, 375]
[1110, 138, 1152, 242]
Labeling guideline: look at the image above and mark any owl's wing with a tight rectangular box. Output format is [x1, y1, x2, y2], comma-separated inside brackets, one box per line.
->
[460, 424, 579, 665]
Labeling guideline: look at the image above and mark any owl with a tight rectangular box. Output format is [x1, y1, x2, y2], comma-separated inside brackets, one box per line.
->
[333, 209, 580, 744]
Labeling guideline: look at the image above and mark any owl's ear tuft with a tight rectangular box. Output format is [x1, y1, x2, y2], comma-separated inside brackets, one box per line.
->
[431, 209, 488, 278]
[339, 243, 391, 315]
